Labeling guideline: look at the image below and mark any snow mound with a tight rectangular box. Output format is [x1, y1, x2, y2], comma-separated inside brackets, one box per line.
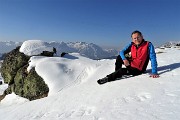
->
[27, 53, 102, 95]
[19, 40, 53, 56]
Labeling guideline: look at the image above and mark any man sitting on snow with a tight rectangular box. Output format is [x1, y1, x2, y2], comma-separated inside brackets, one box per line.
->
[97, 30, 159, 84]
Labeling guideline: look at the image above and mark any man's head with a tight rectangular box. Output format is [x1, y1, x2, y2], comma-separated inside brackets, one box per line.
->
[131, 30, 144, 45]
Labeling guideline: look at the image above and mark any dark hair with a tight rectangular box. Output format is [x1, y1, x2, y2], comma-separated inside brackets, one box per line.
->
[131, 30, 142, 37]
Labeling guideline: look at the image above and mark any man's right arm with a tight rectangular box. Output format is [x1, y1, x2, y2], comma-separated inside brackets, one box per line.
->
[119, 43, 132, 60]
[120, 43, 132, 66]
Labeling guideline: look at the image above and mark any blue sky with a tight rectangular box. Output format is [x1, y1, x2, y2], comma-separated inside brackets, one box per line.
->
[0, 0, 180, 48]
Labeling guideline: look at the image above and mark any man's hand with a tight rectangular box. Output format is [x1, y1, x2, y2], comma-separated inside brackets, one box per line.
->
[150, 74, 159, 78]
[123, 59, 130, 66]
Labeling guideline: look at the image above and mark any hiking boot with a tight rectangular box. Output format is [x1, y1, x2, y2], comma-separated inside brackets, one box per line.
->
[97, 77, 109, 85]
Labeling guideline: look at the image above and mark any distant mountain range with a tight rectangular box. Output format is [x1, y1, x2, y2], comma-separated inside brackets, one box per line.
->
[1, 41, 179, 60]
[160, 41, 180, 48]
[0, 41, 22, 53]
[0, 41, 118, 60]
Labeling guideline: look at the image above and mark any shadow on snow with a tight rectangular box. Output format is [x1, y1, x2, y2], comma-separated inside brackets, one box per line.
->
[147, 62, 180, 75]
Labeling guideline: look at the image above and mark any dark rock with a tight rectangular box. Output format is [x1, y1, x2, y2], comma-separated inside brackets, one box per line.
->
[61, 52, 68, 57]
[14, 66, 49, 100]
[1, 46, 30, 85]
[40, 51, 54, 57]
[53, 47, 57, 54]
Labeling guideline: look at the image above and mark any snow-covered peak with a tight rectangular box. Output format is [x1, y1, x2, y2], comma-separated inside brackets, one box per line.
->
[161, 41, 180, 48]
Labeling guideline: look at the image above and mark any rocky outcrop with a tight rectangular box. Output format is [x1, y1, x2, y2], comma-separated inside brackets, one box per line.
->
[0, 46, 49, 101]
[14, 65, 49, 100]
[1, 46, 30, 85]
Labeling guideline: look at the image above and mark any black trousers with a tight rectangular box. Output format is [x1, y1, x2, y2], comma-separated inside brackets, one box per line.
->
[107, 55, 143, 82]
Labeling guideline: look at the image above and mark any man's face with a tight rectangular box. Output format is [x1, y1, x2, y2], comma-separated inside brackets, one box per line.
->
[131, 33, 143, 45]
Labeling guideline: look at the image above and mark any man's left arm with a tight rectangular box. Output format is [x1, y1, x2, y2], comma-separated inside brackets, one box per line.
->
[148, 43, 159, 78]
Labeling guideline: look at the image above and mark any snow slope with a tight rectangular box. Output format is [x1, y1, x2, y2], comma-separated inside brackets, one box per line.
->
[0, 41, 180, 120]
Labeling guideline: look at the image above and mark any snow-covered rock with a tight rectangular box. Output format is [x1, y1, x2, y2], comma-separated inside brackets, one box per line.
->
[19, 40, 54, 56]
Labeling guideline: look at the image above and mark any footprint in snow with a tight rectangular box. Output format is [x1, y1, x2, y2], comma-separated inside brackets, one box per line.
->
[58, 106, 96, 119]
[136, 92, 152, 102]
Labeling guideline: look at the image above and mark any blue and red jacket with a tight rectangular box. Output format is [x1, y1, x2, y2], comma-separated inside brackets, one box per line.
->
[120, 40, 158, 74]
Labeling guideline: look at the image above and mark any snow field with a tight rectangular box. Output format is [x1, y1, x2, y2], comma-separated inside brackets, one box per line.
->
[0, 43, 180, 120]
